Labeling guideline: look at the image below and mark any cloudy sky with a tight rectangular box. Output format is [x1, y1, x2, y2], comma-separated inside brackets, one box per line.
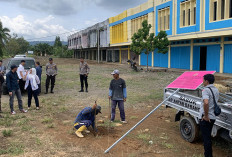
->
[0, 0, 147, 41]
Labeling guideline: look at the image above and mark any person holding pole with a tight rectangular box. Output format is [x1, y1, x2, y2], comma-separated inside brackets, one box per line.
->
[108, 69, 127, 124]
[200, 74, 219, 157]
[73, 103, 101, 138]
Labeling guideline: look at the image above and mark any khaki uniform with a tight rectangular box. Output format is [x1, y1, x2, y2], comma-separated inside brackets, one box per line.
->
[45, 63, 57, 93]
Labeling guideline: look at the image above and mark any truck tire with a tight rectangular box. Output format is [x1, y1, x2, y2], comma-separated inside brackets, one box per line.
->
[180, 116, 199, 143]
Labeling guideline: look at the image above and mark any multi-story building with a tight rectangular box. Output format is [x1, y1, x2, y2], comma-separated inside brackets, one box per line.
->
[68, 0, 232, 74]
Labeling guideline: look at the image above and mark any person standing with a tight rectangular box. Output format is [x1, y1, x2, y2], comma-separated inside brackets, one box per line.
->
[200, 74, 219, 157]
[17, 60, 26, 93]
[6, 65, 27, 115]
[79, 57, 90, 92]
[45, 58, 57, 94]
[0, 73, 4, 113]
[35, 62, 42, 95]
[108, 70, 127, 124]
[0, 60, 6, 75]
[24, 68, 40, 110]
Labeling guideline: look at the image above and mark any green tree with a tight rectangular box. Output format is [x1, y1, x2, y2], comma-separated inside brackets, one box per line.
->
[0, 20, 11, 57]
[54, 36, 62, 48]
[131, 20, 169, 71]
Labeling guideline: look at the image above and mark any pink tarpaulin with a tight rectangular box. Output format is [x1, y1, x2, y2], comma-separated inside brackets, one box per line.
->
[166, 71, 216, 90]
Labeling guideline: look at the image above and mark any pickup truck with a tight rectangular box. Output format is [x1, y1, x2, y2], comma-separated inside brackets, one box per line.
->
[164, 87, 232, 143]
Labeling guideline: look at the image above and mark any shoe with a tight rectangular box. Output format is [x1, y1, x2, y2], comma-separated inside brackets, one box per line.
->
[36, 107, 40, 110]
[0, 110, 2, 113]
[85, 90, 88, 93]
[75, 131, 84, 138]
[11, 111, 16, 115]
[85, 130, 90, 134]
[20, 109, 28, 113]
[110, 121, 114, 123]
[79, 90, 84, 92]
[51, 91, 54, 94]
[121, 121, 127, 124]
[28, 107, 30, 110]
[45, 92, 48, 94]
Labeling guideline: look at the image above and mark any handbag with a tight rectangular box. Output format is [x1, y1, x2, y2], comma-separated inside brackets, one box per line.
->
[208, 87, 221, 116]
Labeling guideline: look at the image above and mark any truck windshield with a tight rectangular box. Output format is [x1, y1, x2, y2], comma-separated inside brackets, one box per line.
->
[7, 60, 35, 70]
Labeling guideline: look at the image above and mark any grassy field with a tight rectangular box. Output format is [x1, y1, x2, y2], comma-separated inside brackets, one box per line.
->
[0, 57, 231, 157]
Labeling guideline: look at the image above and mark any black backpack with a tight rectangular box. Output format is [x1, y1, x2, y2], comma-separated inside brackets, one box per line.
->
[208, 87, 221, 116]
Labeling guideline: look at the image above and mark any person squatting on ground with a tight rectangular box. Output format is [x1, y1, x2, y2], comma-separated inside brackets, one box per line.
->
[6, 65, 27, 115]
[17, 60, 26, 93]
[79, 57, 90, 93]
[73, 103, 101, 138]
[0, 72, 4, 114]
[45, 58, 57, 94]
[200, 74, 219, 157]
[35, 62, 42, 95]
[24, 68, 40, 110]
[108, 70, 127, 124]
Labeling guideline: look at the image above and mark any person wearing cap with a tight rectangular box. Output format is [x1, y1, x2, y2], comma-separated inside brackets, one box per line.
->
[74, 103, 101, 138]
[6, 65, 27, 115]
[79, 57, 90, 92]
[45, 58, 57, 94]
[17, 60, 26, 93]
[108, 69, 127, 124]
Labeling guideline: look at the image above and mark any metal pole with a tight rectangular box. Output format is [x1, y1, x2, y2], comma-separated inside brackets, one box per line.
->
[104, 88, 180, 154]
[98, 28, 100, 64]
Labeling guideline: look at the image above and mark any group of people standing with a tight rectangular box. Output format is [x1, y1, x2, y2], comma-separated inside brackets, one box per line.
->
[0, 58, 57, 115]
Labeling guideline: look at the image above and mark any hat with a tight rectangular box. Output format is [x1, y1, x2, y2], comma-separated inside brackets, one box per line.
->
[96, 105, 102, 114]
[111, 69, 120, 75]
[49, 58, 53, 61]
[11, 64, 18, 70]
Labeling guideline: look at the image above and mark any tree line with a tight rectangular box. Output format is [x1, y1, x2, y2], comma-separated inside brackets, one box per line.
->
[0, 20, 73, 58]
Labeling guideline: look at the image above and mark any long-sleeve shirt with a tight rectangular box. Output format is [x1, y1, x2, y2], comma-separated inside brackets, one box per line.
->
[0, 74, 4, 92]
[79, 62, 90, 75]
[109, 78, 127, 101]
[17, 64, 25, 79]
[46, 63, 57, 76]
[0, 66, 6, 74]
[36, 66, 42, 81]
[6, 71, 20, 92]
[74, 107, 95, 129]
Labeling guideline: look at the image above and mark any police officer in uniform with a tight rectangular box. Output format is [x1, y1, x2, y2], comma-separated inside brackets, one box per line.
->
[45, 58, 57, 94]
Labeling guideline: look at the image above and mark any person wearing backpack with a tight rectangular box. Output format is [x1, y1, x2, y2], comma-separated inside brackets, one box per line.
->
[200, 74, 219, 157]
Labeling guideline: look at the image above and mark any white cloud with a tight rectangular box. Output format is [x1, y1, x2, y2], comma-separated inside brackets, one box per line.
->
[84, 18, 100, 26]
[0, 15, 70, 41]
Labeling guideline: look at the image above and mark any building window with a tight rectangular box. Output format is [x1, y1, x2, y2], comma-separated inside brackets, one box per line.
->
[213, 1, 217, 21]
[180, 0, 196, 27]
[131, 14, 148, 35]
[158, 7, 170, 31]
[221, 0, 225, 19]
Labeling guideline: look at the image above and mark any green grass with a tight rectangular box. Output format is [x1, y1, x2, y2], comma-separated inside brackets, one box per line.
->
[130, 116, 138, 120]
[137, 133, 151, 142]
[47, 123, 55, 128]
[41, 117, 53, 124]
[2, 130, 13, 137]
[162, 141, 174, 149]
[0, 143, 24, 155]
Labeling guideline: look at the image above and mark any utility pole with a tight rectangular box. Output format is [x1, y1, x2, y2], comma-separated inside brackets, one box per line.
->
[97, 28, 100, 64]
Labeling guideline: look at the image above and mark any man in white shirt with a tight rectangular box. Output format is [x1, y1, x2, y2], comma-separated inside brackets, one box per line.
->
[17, 60, 26, 93]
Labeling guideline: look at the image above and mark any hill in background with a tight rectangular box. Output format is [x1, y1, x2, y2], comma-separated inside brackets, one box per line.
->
[29, 41, 68, 46]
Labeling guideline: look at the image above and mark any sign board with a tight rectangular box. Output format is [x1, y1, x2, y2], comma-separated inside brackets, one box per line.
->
[166, 71, 216, 90]
[28, 51, 34, 54]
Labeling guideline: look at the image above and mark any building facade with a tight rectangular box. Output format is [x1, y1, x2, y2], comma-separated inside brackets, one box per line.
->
[68, 0, 232, 74]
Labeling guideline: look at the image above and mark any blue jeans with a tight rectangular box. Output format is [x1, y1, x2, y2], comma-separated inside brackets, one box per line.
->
[74, 120, 92, 130]
[111, 100, 125, 121]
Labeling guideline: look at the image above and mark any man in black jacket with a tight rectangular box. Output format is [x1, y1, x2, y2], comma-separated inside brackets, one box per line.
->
[0, 72, 4, 117]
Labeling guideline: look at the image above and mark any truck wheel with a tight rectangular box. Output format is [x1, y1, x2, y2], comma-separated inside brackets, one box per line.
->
[180, 116, 199, 143]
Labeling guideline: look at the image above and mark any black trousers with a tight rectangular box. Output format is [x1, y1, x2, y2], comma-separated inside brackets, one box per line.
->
[46, 75, 56, 91]
[19, 79, 25, 93]
[80, 74, 88, 90]
[200, 119, 215, 157]
[38, 83, 41, 94]
[27, 86, 39, 107]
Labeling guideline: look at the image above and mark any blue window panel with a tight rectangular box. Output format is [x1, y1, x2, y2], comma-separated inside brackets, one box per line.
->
[205, 0, 232, 30]
[193, 46, 200, 70]
[171, 46, 190, 69]
[154, 49, 168, 68]
[140, 52, 152, 66]
[206, 45, 220, 72]
[176, 0, 200, 34]
[224, 44, 232, 73]
[156, 1, 173, 36]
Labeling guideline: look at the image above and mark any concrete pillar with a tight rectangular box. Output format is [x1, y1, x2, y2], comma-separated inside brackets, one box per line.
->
[101, 50, 103, 61]
[112, 51, 115, 62]
[220, 37, 225, 73]
[190, 39, 194, 70]
[106, 50, 108, 62]
[119, 48, 122, 64]
[139, 55, 141, 65]
[168, 45, 171, 68]
[152, 51, 154, 67]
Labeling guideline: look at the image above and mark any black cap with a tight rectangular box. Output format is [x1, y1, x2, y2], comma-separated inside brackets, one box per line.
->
[11, 64, 18, 70]
[49, 58, 53, 61]
[96, 106, 102, 114]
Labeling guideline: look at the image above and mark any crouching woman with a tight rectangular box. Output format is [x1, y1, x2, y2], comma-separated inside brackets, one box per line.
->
[24, 68, 40, 110]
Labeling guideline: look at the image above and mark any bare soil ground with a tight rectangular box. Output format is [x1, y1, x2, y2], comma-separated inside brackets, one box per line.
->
[0, 57, 231, 157]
